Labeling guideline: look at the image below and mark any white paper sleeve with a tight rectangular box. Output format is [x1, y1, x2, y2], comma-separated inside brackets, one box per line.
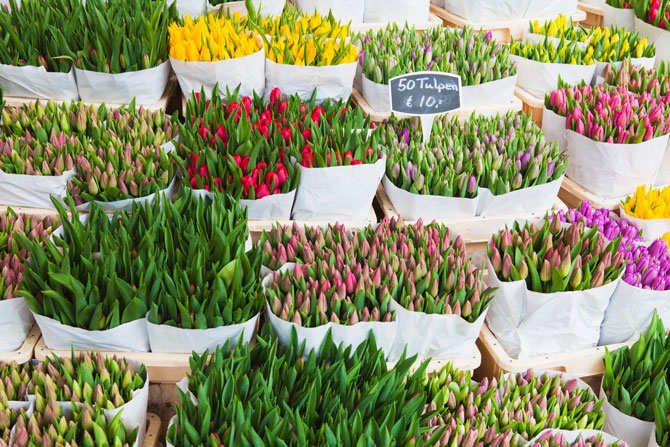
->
[542, 107, 567, 151]
[461, 76, 518, 110]
[485, 258, 618, 359]
[33, 313, 150, 352]
[74, 61, 170, 106]
[292, 0, 364, 23]
[655, 143, 670, 185]
[0, 169, 75, 208]
[635, 18, 670, 68]
[650, 430, 661, 447]
[600, 385, 656, 447]
[602, 4, 636, 32]
[170, 0, 207, 17]
[566, 130, 669, 200]
[170, 43, 265, 99]
[264, 59, 357, 104]
[0, 298, 33, 351]
[383, 175, 478, 221]
[361, 75, 390, 114]
[441, 0, 576, 22]
[476, 176, 563, 217]
[388, 298, 487, 360]
[147, 313, 259, 353]
[363, 0, 429, 23]
[512, 55, 596, 99]
[291, 157, 384, 221]
[599, 280, 670, 345]
[0, 65, 79, 101]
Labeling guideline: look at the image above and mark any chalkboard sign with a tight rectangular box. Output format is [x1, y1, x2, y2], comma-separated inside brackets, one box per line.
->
[389, 72, 462, 116]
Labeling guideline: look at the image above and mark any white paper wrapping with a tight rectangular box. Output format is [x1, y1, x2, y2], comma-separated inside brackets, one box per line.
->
[635, 18, 670, 68]
[542, 107, 568, 151]
[147, 313, 259, 353]
[170, 44, 265, 99]
[175, 379, 197, 406]
[512, 55, 596, 98]
[361, 75, 390, 114]
[0, 298, 33, 351]
[566, 130, 669, 199]
[602, 4, 636, 31]
[388, 298, 487, 360]
[191, 187, 296, 220]
[265, 59, 357, 104]
[291, 157, 384, 221]
[293, 0, 364, 23]
[75, 175, 177, 213]
[656, 146, 670, 185]
[599, 280, 670, 345]
[485, 258, 619, 359]
[476, 176, 563, 216]
[619, 204, 670, 242]
[580, 0, 605, 5]
[650, 430, 661, 447]
[99, 366, 149, 447]
[74, 61, 170, 105]
[0, 169, 75, 208]
[383, 175, 478, 220]
[528, 429, 627, 447]
[170, 0, 207, 17]
[440, 0, 576, 22]
[600, 385, 655, 447]
[461, 76, 518, 110]
[593, 57, 655, 84]
[0, 65, 79, 101]
[363, 0, 430, 23]
[33, 313, 150, 352]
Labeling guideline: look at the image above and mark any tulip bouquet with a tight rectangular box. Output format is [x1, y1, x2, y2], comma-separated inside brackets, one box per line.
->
[168, 15, 261, 62]
[382, 113, 567, 215]
[528, 431, 623, 447]
[528, 15, 591, 43]
[489, 219, 625, 292]
[19, 191, 261, 351]
[552, 201, 643, 245]
[358, 25, 515, 86]
[30, 352, 146, 409]
[0, 132, 79, 177]
[600, 59, 670, 98]
[170, 325, 443, 447]
[511, 38, 595, 65]
[607, 0, 635, 8]
[0, 401, 26, 447]
[623, 184, 670, 218]
[13, 398, 138, 447]
[265, 33, 357, 66]
[0, 362, 31, 402]
[588, 26, 654, 62]
[602, 312, 670, 424]
[634, 0, 670, 29]
[230, 5, 350, 38]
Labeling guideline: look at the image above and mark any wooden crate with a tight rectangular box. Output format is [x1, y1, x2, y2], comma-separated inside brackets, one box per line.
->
[4, 78, 178, 113]
[350, 13, 443, 34]
[559, 176, 622, 212]
[248, 206, 379, 242]
[515, 85, 545, 126]
[351, 88, 523, 123]
[0, 325, 40, 364]
[144, 413, 161, 447]
[577, 2, 604, 28]
[429, 5, 587, 43]
[476, 323, 633, 390]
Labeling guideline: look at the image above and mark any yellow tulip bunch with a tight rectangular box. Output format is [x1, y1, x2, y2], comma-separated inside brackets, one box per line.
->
[169, 15, 261, 62]
[623, 185, 670, 219]
[229, 6, 349, 38]
[510, 38, 594, 64]
[588, 26, 654, 61]
[530, 15, 590, 43]
[266, 33, 357, 66]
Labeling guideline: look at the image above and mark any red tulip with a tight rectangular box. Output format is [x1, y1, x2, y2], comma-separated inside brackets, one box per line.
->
[278, 100, 288, 114]
[242, 96, 252, 114]
[344, 151, 353, 165]
[301, 129, 311, 141]
[232, 154, 242, 166]
[240, 156, 250, 173]
[213, 177, 222, 191]
[251, 168, 260, 184]
[198, 164, 209, 177]
[273, 188, 281, 195]
[270, 88, 282, 105]
[277, 166, 288, 185]
[215, 126, 227, 143]
[228, 102, 241, 121]
[241, 176, 254, 195]
[266, 172, 279, 190]
[256, 183, 270, 199]
[256, 161, 267, 171]
[300, 104, 307, 114]
[311, 106, 324, 124]
[198, 126, 209, 140]
[280, 128, 292, 143]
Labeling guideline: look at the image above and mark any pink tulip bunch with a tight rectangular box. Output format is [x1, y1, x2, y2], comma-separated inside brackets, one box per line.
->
[547, 84, 670, 143]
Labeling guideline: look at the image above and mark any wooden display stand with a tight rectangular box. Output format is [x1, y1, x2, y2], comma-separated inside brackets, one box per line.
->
[143, 413, 162, 447]
[352, 88, 523, 123]
[429, 4, 587, 43]
[4, 78, 178, 114]
[559, 176, 623, 212]
[577, 2, 605, 28]
[514, 86, 545, 126]
[476, 323, 634, 391]
[0, 325, 40, 364]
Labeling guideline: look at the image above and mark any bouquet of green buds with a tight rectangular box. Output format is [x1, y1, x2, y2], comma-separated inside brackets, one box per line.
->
[382, 113, 567, 202]
[0, 132, 79, 176]
[0, 400, 27, 447]
[528, 431, 624, 447]
[13, 397, 138, 447]
[30, 352, 147, 410]
[358, 25, 515, 86]
[488, 219, 625, 292]
[0, 362, 31, 402]
[601, 59, 670, 98]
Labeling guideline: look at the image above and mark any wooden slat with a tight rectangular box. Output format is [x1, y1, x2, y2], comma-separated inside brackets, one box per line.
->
[352, 87, 523, 123]
[558, 176, 622, 212]
[429, 5, 587, 43]
[0, 325, 40, 364]
[4, 78, 178, 113]
[143, 413, 161, 447]
[514, 85, 545, 126]
[577, 2, 605, 28]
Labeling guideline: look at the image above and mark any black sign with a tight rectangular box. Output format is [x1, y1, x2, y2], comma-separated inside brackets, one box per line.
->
[389, 72, 462, 116]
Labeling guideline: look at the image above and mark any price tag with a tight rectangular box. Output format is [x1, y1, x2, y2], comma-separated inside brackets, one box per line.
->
[389, 72, 462, 143]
